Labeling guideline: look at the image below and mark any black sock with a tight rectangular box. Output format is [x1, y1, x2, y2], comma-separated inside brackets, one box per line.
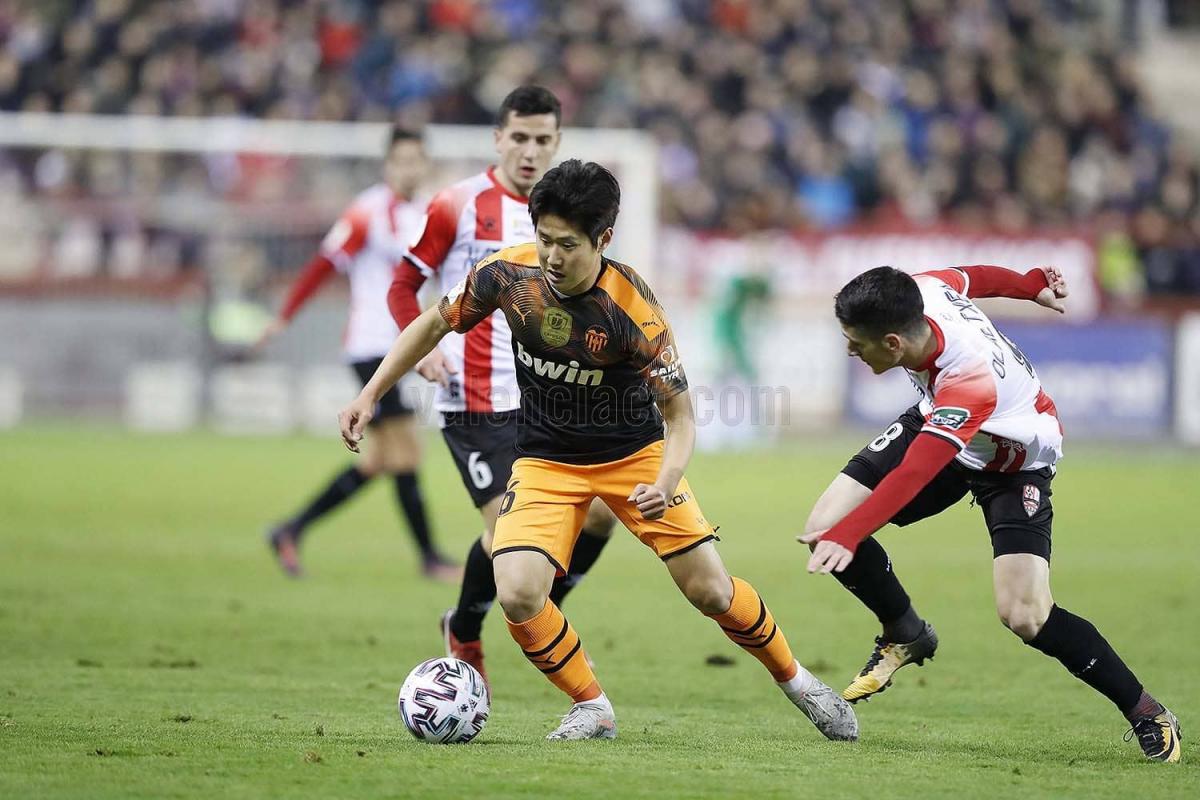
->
[882, 605, 925, 644]
[830, 537, 917, 632]
[450, 538, 495, 642]
[290, 465, 369, 542]
[549, 531, 610, 608]
[1027, 605, 1145, 716]
[1124, 690, 1165, 721]
[392, 472, 435, 560]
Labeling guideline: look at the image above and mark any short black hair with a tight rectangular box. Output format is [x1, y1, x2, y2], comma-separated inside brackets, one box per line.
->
[834, 266, 925, 339]
[497, 85, 561, 128]
[528, 159, 620, 246]
[388, 126, 422, 149]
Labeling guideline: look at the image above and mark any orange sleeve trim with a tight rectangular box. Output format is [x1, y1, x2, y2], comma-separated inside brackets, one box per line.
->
[478, 242, 539, 270]
[596, 267, 665, 340]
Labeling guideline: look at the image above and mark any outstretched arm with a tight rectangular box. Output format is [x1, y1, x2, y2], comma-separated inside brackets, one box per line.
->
[923, 265, 1068, 313]
[337, 306, 450, 451]
[800, 432, 960, 573]
[255, 254, 337, 348]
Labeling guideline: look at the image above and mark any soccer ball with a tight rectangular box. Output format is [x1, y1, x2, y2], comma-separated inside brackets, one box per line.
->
[397, 657, 489, 744]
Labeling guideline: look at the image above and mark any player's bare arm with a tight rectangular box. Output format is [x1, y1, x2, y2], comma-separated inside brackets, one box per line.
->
[338, 306, 450, 451]
[254, 318, 288, 351]
[629, 389, 695, 520]
[388, 258, 459, 389]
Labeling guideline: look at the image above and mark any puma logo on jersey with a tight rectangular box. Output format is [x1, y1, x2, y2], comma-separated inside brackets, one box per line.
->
[516, 341, 603, 386]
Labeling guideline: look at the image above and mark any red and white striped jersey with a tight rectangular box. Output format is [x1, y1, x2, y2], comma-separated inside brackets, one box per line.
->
[405, 167, 531, 413]
[908, 269, 1064, 472]
[321, 184, 424, 361]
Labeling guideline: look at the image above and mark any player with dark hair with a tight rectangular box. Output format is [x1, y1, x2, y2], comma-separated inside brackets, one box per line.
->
[258, 127, 457, 581]
[342, 159, 858, 743]
[801, 264, 1181, 762]
[387, 87, 615, 684]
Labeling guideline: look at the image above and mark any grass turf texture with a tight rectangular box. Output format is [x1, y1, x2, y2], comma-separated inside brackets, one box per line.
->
[1, 426, 1197, 799]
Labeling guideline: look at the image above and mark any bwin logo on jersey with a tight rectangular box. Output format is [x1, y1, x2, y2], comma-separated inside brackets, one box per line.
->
[516, 341, 603, 386]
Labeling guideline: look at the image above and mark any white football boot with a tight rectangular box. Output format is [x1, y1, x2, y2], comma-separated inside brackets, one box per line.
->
[779, 662, 860, 742]
[546, 694, 617, 741]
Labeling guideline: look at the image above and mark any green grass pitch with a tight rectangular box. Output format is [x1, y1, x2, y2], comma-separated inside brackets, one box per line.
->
[1, 426, 1198, 798]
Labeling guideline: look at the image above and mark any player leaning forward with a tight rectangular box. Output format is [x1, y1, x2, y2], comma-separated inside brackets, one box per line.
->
[802, 265, 1180, 762]
[341, 159, 857, 742]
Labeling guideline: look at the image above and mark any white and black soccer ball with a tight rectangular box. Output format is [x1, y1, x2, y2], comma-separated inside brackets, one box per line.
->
[397, 657, 489, 744]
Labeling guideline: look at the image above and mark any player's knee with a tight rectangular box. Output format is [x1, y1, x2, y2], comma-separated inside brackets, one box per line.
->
[384, 455, 418, 474]
[997, 600, 1050, 642]
[682, 574, 733, 616]
[392, 440, 421, 470]
[496, 581, 546, 623]
[357, 458, 382, 478]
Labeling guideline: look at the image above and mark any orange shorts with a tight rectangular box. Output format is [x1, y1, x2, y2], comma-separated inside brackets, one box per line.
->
[491, 440, 717, 574]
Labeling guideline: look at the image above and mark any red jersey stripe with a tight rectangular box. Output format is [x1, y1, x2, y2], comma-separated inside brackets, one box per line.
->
[463, 313, 495, 412]
[917, 315, 947, 382]
[1035, 388, 1063, 434]
[473, 187, 504, 242]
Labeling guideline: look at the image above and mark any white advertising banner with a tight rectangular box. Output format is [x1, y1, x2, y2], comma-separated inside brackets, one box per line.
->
[1176, 313, 1200, 445]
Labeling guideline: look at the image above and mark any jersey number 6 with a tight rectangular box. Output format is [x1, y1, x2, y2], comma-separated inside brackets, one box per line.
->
[467, 451, 493, 490]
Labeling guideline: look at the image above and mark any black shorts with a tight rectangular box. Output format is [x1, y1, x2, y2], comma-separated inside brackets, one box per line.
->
[441, 411, 520, 507]
[352, 358, 415, 424]
[842, 406, 1055, 561]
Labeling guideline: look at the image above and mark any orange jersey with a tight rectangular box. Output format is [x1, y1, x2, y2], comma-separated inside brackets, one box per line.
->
[438, 244, 687, 464]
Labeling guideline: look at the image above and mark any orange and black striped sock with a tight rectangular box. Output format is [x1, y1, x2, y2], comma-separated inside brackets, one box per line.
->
[708, 577, 798, 682]
[505, 600, 601, 703]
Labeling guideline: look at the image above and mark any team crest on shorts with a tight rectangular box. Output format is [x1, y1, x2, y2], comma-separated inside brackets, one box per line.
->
[540, 307, 572, 347]
[1022, 484, 1040, 517]
[585, 325, 609, 353]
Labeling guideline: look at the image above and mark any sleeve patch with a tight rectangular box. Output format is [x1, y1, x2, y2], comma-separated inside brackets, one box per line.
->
[928, 406, 970, 430]
[647, 344, 682, 382]
[444, 277, 466, 304]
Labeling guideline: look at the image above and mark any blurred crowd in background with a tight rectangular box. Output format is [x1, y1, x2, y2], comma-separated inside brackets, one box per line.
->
[2, 0, 1200, 297]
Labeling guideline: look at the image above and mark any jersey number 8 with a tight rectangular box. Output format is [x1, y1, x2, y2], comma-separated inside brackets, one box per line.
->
[868, 422, 905, 453]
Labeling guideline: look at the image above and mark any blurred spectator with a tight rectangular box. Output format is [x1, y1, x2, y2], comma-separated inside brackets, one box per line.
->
[0, 0, 1198, 295]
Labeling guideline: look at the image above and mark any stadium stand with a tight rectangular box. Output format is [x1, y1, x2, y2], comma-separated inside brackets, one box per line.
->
[0, 0, 1197, 295]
